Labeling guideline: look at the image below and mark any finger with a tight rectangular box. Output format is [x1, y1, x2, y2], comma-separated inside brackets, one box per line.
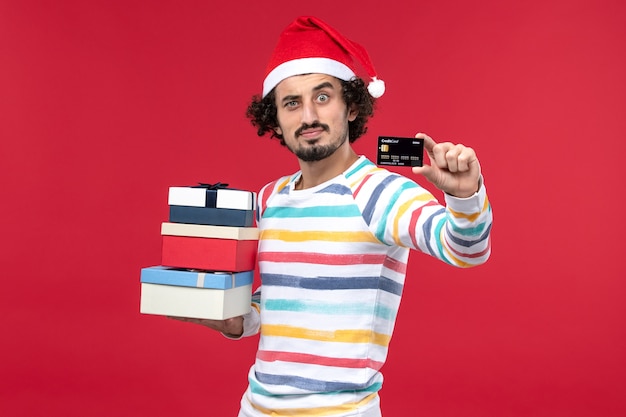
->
[167, 316, 189, 322]
[169, 316, 203, 325]
[457, 147, 477, 172]
[415, 132, 435, 156]
[168, 316, 224, 330]
[432, 142, 455, 169]
[411, 164, 435, 182]
[445, 146, 464, 172]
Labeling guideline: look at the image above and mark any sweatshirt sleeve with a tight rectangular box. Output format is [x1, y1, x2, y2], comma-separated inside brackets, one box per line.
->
[361, 172, 492, 268]
[437, 177, 492, 267]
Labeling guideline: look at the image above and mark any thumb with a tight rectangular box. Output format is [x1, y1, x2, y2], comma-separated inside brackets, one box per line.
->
[412, 164, 436, 183]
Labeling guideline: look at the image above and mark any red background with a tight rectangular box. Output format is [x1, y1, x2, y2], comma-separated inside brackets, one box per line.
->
[1, 0, 625, 416]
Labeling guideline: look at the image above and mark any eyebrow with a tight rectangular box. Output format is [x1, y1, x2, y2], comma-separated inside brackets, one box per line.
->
[313, 81, 335, 92]
[280, 81, 336, 105]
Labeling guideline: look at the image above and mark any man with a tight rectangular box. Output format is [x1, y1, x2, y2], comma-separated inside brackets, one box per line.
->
[175, 16, 492, 417]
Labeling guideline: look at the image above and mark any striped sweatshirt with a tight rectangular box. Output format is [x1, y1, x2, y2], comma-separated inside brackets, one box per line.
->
[236, 156, 492, 417]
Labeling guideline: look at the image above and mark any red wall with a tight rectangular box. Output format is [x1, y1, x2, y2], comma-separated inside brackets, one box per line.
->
[1, 1, 625, 416]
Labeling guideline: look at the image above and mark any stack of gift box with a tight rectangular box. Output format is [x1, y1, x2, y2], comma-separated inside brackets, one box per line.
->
[140, 183, 258, 320]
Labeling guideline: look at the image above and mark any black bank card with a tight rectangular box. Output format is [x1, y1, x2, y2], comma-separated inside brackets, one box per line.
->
[377, 136, 424, 167]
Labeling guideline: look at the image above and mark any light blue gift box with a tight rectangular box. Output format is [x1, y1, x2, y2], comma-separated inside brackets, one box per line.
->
[140, 266, 253, 289]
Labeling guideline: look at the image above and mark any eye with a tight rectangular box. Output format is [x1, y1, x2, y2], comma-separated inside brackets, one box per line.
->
[284, 100, 298, 108]
[317, 93, 329, 103]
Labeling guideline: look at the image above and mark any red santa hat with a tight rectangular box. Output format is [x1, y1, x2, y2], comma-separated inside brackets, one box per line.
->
[262, 16, 385, 99]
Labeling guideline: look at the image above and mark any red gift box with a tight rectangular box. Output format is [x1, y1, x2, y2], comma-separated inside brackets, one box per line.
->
[161, 235, 258, 272]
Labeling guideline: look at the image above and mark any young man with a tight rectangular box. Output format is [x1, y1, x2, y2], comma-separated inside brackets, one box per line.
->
[176, 16, 492, 417]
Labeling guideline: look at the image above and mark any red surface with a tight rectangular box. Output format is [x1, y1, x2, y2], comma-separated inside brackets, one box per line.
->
[1, 1, 625, 416]
[161, 235, 257, 272]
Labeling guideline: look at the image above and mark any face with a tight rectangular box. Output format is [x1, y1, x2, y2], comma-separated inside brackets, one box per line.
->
[273, 74, 358, 162]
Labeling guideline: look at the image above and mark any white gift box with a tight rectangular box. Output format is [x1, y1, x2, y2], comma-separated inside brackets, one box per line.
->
[168, 186, 256, 210]
[140, 283, 252, 320]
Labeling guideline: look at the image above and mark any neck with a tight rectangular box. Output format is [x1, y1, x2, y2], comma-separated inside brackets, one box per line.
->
[295, 142, 359, 190]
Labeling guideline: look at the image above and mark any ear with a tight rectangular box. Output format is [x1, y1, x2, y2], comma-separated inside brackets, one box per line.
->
[347, 104, 359, 122]
[273, 126, 283, 136]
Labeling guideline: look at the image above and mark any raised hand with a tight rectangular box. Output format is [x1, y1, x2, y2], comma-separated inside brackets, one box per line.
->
[411, 132, 481, 198]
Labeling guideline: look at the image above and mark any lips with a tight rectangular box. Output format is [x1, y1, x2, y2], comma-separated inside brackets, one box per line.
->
[298, 128, 325, 139]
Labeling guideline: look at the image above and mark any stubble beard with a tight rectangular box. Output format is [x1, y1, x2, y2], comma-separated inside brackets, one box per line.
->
[287, 122, 350, 162]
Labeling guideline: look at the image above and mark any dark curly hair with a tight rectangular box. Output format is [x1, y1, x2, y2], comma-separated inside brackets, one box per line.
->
[246, 77, 376, 146]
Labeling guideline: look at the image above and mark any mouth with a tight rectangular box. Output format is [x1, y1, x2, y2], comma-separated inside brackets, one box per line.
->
[298, 128, 325, 140]
[296, 124, 329, 141]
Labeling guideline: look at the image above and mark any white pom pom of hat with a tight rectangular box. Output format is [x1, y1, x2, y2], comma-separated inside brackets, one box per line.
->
[367, 77, 386, 98]
[262, 16, 385, 98]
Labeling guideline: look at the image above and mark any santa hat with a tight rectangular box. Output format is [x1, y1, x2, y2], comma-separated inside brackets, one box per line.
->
[262, 16, 385, 98]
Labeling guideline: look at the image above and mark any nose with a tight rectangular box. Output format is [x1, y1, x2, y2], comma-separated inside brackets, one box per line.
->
[301, 100, 319, 125]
